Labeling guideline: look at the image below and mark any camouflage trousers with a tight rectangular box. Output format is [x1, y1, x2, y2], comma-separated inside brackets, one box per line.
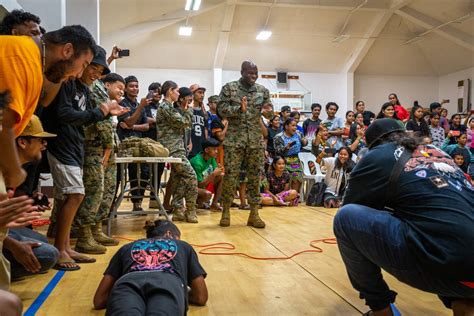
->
[169, 152, 197, 212]
[50, 153, 116, 228]
[75, 153, 116, 227]
[222, 146, 264, 206]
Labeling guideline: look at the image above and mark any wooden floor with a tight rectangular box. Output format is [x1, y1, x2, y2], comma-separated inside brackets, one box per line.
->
[11, 203, 449, 315]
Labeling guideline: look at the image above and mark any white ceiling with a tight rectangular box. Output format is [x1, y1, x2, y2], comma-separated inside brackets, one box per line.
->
[100, 0, 474, 75]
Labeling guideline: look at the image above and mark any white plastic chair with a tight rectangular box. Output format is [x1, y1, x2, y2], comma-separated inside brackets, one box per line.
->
[298, 152, 325, 201]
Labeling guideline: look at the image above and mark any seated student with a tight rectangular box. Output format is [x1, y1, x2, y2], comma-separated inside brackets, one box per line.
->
[450, 149, 472, 181]
[321, 147, 354, 208]
[190, 138, 224, 211]
[3, 115, 59, 280]
[442, 132, 473, 173]
[261, 156, 299, 206]
[312, 125, 336, 164]
[334, 118, 474, 316]
[93, 220, 208, 315]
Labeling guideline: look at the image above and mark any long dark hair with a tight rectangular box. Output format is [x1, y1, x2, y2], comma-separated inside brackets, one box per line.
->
[271, 155, 286, 171]
[376, 102, 399, 120]
[372, 130, 421, 151]
[161, 80, 178, 98]
[388, 93, 401, 105]
[335, 147, 355, 172]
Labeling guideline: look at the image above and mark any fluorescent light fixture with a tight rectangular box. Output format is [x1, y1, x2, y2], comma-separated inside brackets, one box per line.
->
[185, 0, 201, 11]
[179, 26, 193, 36]
[256, 30, 272, 40]
[332, 34, 350, 43]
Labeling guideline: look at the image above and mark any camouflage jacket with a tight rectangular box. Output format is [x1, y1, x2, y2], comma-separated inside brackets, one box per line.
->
[156, 100, 192, 156]
[83, 80, 116, 152]
[217, 78, 271, 148]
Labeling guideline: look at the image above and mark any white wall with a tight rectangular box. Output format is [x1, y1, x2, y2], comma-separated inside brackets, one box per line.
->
[116, 67, 213, 99]
[438, 67, 474, 114]
[223, 70, 349, 119]
[354, 74, 439, 113]
[115, 67, 350, 119]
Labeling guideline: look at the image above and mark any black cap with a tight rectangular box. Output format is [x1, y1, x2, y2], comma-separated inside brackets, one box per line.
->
[281, 105, 291, 113]
[178, 87, 193, 98]
[202, 138, 220, 149]
[365, 118, 405, 149]
[91, 46, 110, 75]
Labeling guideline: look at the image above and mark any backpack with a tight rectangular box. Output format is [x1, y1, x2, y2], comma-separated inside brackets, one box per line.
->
[118, 137, 169, 158]
[306, 182, 327, 207]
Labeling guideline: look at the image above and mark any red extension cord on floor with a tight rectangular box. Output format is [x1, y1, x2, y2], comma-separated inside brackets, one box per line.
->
[114, 236, 337, 260]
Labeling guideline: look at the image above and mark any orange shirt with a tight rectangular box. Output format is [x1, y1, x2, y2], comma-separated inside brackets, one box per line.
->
[0, 36, 43, 136]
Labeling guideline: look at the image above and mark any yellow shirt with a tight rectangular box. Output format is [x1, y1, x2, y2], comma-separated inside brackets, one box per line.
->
[0, 36, 42, 136]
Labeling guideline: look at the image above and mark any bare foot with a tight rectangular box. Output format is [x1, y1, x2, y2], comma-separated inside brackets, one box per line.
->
[54, 251, 80, 270]
[210, 204, 223, 212]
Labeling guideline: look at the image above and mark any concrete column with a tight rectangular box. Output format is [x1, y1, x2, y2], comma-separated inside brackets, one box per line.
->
[213, 68, 223, 96]
[65, 0, 100, 43]
[18, 0, 65, 31]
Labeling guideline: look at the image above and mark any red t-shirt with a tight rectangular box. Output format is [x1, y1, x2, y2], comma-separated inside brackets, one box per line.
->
[394, 105, 410, 121]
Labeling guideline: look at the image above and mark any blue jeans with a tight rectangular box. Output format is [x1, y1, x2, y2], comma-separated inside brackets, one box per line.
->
[333, 204, 474, 311]
[3, 228, 59, 280]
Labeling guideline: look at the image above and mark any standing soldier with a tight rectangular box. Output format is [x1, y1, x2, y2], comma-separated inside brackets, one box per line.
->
[74, 47, 120, 254]
[217, 61, 273, 228]
[156, 82, 198, 223]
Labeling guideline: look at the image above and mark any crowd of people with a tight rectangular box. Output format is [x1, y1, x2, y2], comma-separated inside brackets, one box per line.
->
[0, 9, 473, 316]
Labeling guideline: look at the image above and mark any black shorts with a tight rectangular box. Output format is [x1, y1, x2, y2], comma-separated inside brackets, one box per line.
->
[106, 271, 186, 316]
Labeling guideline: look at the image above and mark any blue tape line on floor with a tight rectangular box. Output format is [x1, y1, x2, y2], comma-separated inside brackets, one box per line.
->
[24, 270, 65, 316]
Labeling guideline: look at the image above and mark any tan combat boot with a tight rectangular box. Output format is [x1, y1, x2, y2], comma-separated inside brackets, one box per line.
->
[172, 208, 185, 222]
[247, 206, 265, 228]
[92, 223, 119, 246]
[219, 206, 231, 227]
[185, 209, 198, 223]
[75, 225, 107, 254]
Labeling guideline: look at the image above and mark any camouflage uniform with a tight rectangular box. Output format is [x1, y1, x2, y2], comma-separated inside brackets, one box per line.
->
[73, 80, 118, 251]
[156, 100, 198, 223]
[217, 78, 271, 228]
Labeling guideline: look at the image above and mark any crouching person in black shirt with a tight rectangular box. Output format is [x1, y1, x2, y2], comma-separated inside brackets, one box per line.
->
[93, 220, 208, 315]
[334, 118, 474, 316]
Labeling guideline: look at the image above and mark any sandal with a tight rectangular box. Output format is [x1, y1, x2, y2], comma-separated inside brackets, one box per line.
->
[53, 259, 80, 271]
[238, 204, 250, 210]
[70, 254, 96, 263]
[210, 204, 223, 212]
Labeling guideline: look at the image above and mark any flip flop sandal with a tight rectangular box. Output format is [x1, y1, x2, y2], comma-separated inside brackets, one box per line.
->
[53, 259, 81, 271]
[210, 205, 223, 212]
[238, 204, 250, 210]
[363, 303, 402, 316]
[70, 254, 96, 263]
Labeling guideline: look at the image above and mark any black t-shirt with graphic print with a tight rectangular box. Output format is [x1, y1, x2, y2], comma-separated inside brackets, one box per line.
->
[105, 238, 206, 288]
[343, 142, 474, 281]
[189, 108, 208, 159]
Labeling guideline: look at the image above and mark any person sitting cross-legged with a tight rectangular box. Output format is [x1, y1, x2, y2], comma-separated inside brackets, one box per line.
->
[261, 156, 299, 206]
[190, 138, 224, 211]
[93, 220, 208, 315]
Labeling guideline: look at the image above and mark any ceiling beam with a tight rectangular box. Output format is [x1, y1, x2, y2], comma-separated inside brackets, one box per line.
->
[395, 7, 474, 51]
[101, 2, 225, 48]
[342, 0, 413, 73]
[213, 1, 236, 68]
[236, 0, 385, 12]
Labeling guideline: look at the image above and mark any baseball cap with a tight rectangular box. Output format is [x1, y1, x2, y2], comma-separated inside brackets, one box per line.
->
[189, 84, 206, 93]
[365, 118, 405, 149]
[20, 115, 56, 138]
[281, 105, 291, 113]
[178, 87, 193, 98]
[208, 95, 219, 103]
[202, 138, 220, 149]
[91, 46, 110, 75]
